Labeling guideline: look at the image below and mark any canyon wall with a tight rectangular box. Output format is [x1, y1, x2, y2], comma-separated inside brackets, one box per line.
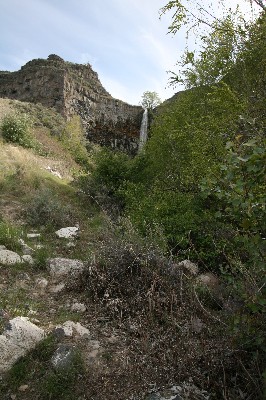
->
[0, 55, 143, 153]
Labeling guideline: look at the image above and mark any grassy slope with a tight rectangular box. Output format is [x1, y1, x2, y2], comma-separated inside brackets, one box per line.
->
[0, 99, 263, 400]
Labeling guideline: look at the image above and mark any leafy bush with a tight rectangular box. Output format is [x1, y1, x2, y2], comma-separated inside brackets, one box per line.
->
[80, 148, 131, 216]
[0, 112, 34, 148]
[24, 188, 76, 228]
[60, 115, 90, 170]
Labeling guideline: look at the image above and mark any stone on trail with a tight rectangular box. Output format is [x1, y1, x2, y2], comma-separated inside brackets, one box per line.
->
[55, 226, 79, 239]
[0, 316, 45, 373]
[0, 249, 21, 265]
[47, 257, 85, 279]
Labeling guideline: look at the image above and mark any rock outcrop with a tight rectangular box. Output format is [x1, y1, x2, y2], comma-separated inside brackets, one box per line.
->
[0, 54, 143, 153]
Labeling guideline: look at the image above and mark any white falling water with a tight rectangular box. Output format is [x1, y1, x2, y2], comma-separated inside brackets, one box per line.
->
[139, 109, 148, 152]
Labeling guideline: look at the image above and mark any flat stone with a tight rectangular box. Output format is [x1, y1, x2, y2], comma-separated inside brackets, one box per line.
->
[71, 302, 86, 313]
[55, 321, 90, 339]
[18, 384, 29, 392]
[35, 277, 49, 289]
[18, 239, 34, 255]
[49, 283, 65, 293]
[47, 258, 85, 279]
[197, 273, 219, 289]
[178, 260, 199, 276]
[22, 254, 34, 265]
[51, 344, 76, 369]
[55, 227, 79, 239]
[0, 250, 21, 265]
[0, 317, 45, 373]
[27, 233, 41, 239]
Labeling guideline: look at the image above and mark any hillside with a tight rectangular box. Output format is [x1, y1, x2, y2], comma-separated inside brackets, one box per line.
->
[0, 100, 245, 400]
[0, 8, 265, 398]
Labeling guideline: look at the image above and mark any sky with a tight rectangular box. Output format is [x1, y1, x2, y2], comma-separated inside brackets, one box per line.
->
[0, 0, 261, 105]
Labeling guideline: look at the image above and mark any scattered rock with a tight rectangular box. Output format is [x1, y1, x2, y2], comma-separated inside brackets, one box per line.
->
[197, 273, 219, 289]
[178, 260, 199, 276]
[66, 241, 76, 248]
[47, 258, 85, 279]
[22, 254, 34, 265]
[0, 316, 45, 373]
[0, 250, 21, 265]
[35, 277, 49, 289]
[55, 321, 90, 339]
[27, 233, 41, 239]
[145, 383, 210, 400]
[18, 239, 34, 255]
[51, 344, 76, 369]
[45, 166, 62, 179]
[49, 283, 65, 293]
[87, 340, 101, 360]
[18, 384, 29, 392]
[71, 302, 86, 313]
[190, 317, 205, 334]
[35, 244, 44, 249]
[55, 227, 79, 239]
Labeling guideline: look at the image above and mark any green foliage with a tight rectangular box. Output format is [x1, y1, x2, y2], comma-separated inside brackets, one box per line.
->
[0, 112, 34, 148]
[24, 188, 76, 228]
[2, 335, 85, 400]
[60, 115, 90, 170]
[81, 148, 132, 214]
[0, 219, 22, 252]
[140, 90, 162, 109]
[202, 137, 266, 233]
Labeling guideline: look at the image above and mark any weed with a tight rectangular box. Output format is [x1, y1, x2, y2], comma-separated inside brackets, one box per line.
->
[0, 112, 34, 148]
[0, 219, 22, 252]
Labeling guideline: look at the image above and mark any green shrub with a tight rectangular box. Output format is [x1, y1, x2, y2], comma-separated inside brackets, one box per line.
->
[0, 112, 34, 148]
[0, 219, 22, 251]
[24, 188, 76, 228]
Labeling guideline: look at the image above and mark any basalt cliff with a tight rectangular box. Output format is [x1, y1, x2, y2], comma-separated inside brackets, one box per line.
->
[0, 54, 143, 153]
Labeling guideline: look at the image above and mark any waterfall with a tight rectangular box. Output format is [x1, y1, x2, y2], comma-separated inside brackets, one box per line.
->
[139, 109, 148, 152]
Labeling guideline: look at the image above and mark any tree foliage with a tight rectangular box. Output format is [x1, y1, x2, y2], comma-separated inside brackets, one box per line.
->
[140, 91, 162, 110]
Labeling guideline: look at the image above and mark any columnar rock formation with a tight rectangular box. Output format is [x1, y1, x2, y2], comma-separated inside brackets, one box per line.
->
[0, 54, 143, 153]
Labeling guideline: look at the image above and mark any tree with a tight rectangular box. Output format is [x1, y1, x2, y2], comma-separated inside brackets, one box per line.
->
[140, 91, 162, 110]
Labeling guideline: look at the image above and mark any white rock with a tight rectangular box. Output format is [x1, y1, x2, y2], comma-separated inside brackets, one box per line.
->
[0, 316, 45, 373]
[178, 259, 199, 276]
[47, 258, 85, 279]
[55, 227, 79, 239]
[35, 277, 49, 289]
[197, 273, 219, 289]
[55, 321, 90, 338]
[0, 250, 21, 265]
[18, 239, 34, 255]
[27, 233, 40, 239]
[0, 245, 7, 250]
[71, 302, 87, 313]
[22, 255, 34, 265]
[49, 283, 65, 293]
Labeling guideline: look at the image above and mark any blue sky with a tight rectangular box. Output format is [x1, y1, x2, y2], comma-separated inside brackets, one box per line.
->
[0, 0, 260, 105]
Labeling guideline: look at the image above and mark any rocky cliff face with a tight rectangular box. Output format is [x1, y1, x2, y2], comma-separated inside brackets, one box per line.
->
[0, 55, 143, 153]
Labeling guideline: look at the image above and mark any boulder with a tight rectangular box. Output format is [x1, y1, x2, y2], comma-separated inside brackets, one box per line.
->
[54, 321, 90, 339]
[0, 316, 45, 373]
[18, 239, 34, 255]
[55, 227, 79, 239]
[47, 258, 85, 279]
[71, 302, 86, 313]
[177, 260, 199, 276]
[51, 344, 77, 369]
[22, 254, 34, 265]
[0, 250, 21, 265]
